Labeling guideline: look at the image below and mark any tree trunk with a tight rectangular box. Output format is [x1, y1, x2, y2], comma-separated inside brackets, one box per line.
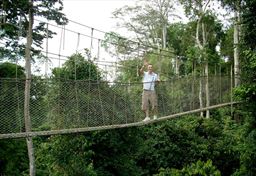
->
[199, 73, 204, 117]
[196, 11, 204, 118]
[24, 0, 35, 175]
[195, 0, 210, 118]
[234, 10, 240, 87]
[192, 62, 196, 110]
[205, 61, 210, 118]
[175, 56, 179, 76]
[202, 22, 210, 118]
[162, 23, 167, 49]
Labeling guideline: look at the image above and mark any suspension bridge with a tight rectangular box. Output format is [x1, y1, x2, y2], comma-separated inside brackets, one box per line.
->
[0, 20, 237, 140]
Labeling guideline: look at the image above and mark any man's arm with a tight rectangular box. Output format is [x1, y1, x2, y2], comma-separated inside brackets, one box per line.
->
[139, 60, 148, 76]
[139, 65, 145, 76]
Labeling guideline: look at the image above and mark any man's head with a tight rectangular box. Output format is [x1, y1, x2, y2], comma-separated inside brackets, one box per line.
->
[147, 64, 153, 73]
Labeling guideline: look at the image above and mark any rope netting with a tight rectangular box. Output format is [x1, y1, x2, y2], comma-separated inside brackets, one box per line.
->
[0, 20, 236, 139]
[0, 75, 232, 137]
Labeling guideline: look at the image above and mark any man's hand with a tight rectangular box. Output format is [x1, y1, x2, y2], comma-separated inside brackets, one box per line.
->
[143, 60, 149, 67]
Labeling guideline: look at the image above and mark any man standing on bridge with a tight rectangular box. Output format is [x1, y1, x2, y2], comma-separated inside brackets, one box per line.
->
[139, 60, 160, 121]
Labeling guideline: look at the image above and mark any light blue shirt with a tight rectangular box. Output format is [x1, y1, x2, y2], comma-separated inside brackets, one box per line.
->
[143, 71, 158, 91]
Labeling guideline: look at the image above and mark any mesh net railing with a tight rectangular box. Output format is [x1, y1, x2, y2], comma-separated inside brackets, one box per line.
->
[0, 75, 232, 135]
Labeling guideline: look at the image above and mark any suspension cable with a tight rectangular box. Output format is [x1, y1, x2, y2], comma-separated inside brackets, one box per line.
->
[45, 23, 49, 78]
[75, 32, 80, 123]
[58, 25, 64, 69]
[90, 28, 94, 54]
[136, 43, 140, 77]
[63, 25, 65, 50]
[97, 39, 100, 60]
[75, 33, 80, 80]
[34, 19, 175, 56]
[66, 18, 174, 55]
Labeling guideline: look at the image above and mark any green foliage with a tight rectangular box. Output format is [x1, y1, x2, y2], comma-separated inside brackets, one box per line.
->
[52, 52, 101, 80]
[157, 160, 221, 176]
[240, 50, 256, 86]
[0, 139, 28, 175]
[116, 59, 141, 82]
[167, 23, 189, 56]
[0, 62, 25, 78]
[234, 84, 256, 102]
[202, 14, 224, 48]
[239, 130, 256, 175]
[30, 76, 49, 130]
[0, 110, 244, 175]
[134, 115, 241, 175]
[136, 121, 199, 175]
[241, 0, 256, 50]
[2, 1, 256, 175]
[185, 45, 201, 74]
[89, 129, 144, 176]
[35, 135, 96, 176]
[167, 22, 194, 76]
[232, 48, 256, 175]
[220, 27, 234, 60]
[233, 49, 256, 117]
[167, 14, 224, 76]
[146, 52, 174, 79]
[221, 0, 256, 174]
[0, 0, 68, 60]
[35, 128, 144, 176]
[102, 32, 133, 56]
[200, 13, 225, 72]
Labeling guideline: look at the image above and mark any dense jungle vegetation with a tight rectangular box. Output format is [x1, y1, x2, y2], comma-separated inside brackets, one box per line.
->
[0, 0, 256, 175]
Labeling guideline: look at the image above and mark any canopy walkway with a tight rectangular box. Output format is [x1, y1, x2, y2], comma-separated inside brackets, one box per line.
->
[0, 75, 235, 139]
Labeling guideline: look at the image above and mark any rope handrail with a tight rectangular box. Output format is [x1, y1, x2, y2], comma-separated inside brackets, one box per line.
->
[0, 75, 231, 84]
